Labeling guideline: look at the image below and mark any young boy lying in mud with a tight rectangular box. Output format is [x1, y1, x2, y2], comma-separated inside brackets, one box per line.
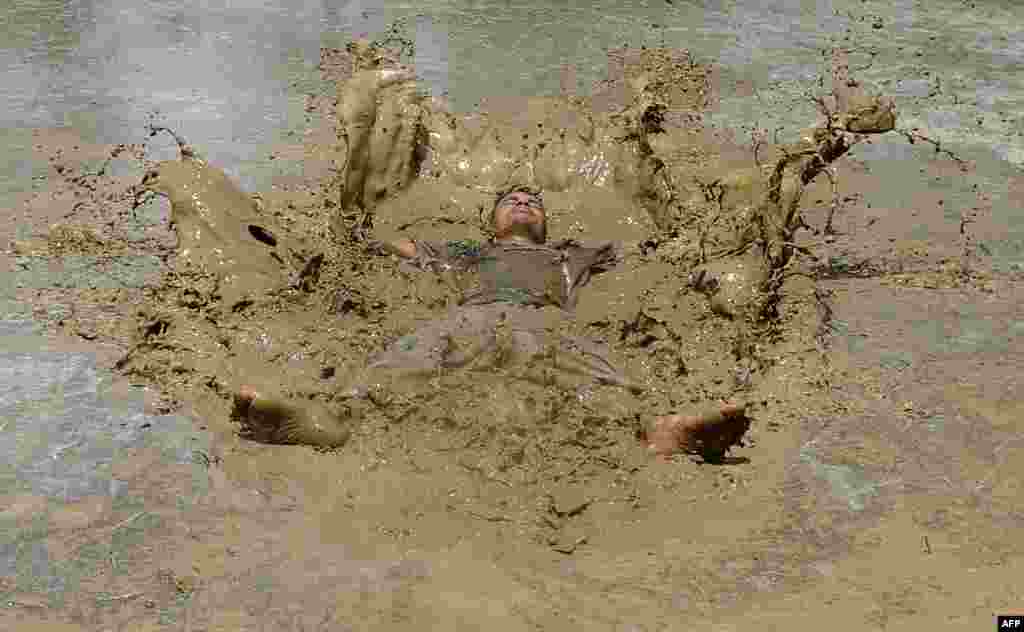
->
[220, 45, 752, 461]
[137, 41, 898, 464]
[232, 186, 751, 460]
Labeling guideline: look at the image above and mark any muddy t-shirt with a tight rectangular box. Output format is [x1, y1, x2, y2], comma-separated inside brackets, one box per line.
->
[409, 238, 619, 310]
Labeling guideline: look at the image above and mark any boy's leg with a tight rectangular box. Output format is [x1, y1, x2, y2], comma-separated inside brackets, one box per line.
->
[232, 385, 351, 448]
[233, 385, 751, 459]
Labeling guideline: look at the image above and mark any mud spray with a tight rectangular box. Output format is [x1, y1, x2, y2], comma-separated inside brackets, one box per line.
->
[11, 29, 996, 629]
[102, 37, 893, 527]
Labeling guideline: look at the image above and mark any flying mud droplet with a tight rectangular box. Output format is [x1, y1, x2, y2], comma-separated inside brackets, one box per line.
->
[247, 225, 277, 246]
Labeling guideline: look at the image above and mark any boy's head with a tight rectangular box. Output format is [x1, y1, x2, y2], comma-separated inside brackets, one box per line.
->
[490, 185, 546, 243]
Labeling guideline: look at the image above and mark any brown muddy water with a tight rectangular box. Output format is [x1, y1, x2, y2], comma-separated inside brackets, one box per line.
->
[2, 1, 1023, 630]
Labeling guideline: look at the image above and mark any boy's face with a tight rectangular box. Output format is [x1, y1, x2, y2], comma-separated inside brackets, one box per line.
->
[492, 191, 546, 243]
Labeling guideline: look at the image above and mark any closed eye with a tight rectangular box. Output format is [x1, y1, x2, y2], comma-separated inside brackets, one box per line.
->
[499, 197, 543, 210]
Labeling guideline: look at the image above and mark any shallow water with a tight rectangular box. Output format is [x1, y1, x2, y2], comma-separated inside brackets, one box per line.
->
[0, 317, 213, 607]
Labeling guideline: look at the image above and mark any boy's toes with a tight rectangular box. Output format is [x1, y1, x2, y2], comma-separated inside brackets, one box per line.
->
[231, 385, 260, 420]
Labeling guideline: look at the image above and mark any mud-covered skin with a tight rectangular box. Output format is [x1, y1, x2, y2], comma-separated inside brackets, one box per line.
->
[138, 129, 301, 307]
[232, 386, 351, 448]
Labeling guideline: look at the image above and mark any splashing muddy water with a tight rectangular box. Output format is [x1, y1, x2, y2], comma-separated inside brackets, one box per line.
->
[2, 38, 906, 629]
[2, 1, 1023, 630]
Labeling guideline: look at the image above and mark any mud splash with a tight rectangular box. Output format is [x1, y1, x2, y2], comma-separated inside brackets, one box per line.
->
[106, 38, 900, 554]
[135, 126, 313, 309]
[5, 6, 1020, 627]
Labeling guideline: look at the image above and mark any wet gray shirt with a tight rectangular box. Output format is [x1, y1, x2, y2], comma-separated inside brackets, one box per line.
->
[410, 238, 619, 310]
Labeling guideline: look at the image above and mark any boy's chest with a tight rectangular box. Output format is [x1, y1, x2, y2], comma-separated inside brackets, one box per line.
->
[464, 246, 571, 305]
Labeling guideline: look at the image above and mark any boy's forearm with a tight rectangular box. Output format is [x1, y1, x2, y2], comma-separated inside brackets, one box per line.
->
[376, 236, 417, 259]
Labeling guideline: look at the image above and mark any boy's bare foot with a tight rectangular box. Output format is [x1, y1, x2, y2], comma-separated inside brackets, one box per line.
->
[646, 403, 750, 460]
[232, 386, 351, 448]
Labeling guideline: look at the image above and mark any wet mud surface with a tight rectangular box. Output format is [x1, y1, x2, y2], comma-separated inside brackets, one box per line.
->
[2, 37, 1021, 632]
